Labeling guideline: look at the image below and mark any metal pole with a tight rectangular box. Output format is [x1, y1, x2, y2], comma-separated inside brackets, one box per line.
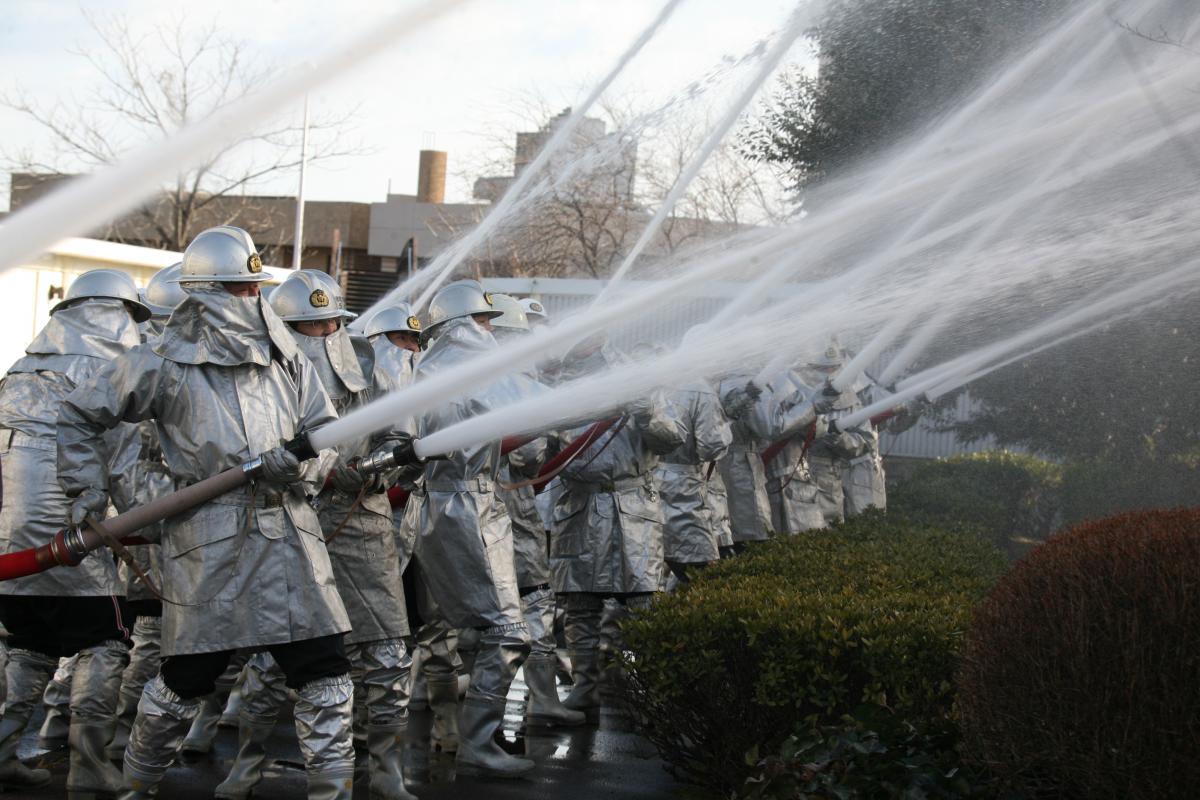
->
[292, 95, 310, 271]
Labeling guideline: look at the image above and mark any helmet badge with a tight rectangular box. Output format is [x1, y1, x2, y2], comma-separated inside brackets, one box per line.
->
[247, 253, 263, 274]
[530, 301, 543, 312]
[483, 292, 494, 306]
[407, 316, 422, 331]
[310, 289, 330, 308]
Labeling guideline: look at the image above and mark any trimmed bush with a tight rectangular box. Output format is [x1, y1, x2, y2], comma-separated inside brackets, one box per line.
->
[889, 451, 1061, 558]
[619, 511, 1006, 794]
[958, 508, 1200, 799]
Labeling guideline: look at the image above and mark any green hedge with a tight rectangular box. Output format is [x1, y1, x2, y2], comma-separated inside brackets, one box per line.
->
[888, 451, 1061, 559]
[618, 512, 1006, 795]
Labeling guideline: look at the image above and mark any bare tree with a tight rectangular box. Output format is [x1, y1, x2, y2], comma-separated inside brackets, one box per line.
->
[457, 90, 790, 281]
[2, 12, 362, 251]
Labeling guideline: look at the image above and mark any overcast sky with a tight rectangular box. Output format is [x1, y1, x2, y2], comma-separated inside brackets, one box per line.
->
[0, 0, 813, 211]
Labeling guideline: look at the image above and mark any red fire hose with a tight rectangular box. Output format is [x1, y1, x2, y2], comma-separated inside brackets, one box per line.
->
[0, 462, 256, 582]
[0, 434, 321, 583]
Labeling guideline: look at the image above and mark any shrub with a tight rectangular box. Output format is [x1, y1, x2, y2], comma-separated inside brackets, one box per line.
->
[738, 718, 995, 800]
[958, 508, 1200, 799]
[889, 451, 1061, 558]
[619, 511, 1006, 794]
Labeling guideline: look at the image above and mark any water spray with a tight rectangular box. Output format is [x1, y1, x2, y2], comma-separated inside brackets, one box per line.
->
[594, 3, 812, 303]
[0, 0, 468, 280]
[391, 0, 688, 314]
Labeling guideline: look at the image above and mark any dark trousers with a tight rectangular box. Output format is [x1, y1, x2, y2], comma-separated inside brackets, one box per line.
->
[160, 633, 350, 700]
[0, 594, 131, 658]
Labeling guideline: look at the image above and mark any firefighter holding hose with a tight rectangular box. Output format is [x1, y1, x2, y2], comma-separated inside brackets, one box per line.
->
[0, 269, 149, 795]
[54, 226, 359, 800]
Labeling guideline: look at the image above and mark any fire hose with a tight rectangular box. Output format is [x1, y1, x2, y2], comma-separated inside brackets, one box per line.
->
[0, 432, 424, 583]
[759, 409, 901, 466]
[386, 418, 620, 509]
[0, 420, 620, 581]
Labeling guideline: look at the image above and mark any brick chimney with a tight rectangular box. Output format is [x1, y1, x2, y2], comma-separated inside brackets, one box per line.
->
[417, 150, 447, 204]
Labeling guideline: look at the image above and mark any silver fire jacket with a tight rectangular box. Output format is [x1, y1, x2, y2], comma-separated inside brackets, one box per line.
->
[294, 329, 410, 644]
[715, 375, 773, 543]
[757, 369, 827, 535]
[55, 288, 350, 656]
[803, 370, 872, 526]
[414, 318, 533, 631]
[0, 300, 143, 597]
[656, 382, 732, 564]
[550, 346, 685, 595]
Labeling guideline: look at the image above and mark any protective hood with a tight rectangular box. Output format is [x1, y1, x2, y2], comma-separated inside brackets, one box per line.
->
[153, 285, 297, 367]
[290, 327, 369, 403]
[416, 316, 496, 375]
[24, 298, 142, 361]
[415, 316, 537, 407]
[369, 335, 415, 385]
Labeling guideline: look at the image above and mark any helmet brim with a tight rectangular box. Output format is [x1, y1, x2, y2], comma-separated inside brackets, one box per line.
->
[50, 296, 153, 324]
[173, 273, 273, 284]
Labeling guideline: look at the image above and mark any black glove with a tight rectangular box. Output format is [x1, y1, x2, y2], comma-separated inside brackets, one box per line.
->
[331, 464, 368, 494]
[259, 446, 302, 491]
[68, 488, 109, 527]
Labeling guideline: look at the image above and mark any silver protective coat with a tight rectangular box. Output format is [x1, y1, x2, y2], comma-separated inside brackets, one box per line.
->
[715, 375, 774, 542]
[0, 300, 143, 597]
[656, 382, 732, 564]
[413, 317, 533, 631]
[759, 369, 827, 534]
[55, 288, 350, 656]
[551, 345, 686, 595]
[292, 328, 410, 644]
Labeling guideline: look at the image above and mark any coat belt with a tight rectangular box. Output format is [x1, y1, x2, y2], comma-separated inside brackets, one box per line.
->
[0, 429, 56, 452]
[570, 476, 649, 493]
[425, 477, 495, 493]
[210, 489, 286, 508]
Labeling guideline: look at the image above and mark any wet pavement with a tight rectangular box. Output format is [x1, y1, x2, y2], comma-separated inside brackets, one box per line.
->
[10, 669, 683, 799]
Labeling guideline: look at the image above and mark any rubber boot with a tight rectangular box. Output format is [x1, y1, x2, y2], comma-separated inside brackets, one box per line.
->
[561, 648, 601, 721]
[524, 654, 585, 728]
[38, 654, 77, 747]
[426, 674, 460, 754]
[367, 725, 416, 800]
[219, 674, 245, 729]
[407, 649, 428, 712]
[178, 692, 224, 755]
[454, 697, 534, 779]
[66, 641, 129, 798]
[214, 652, 288, 799]
[212, 718, 274, 799]
[119, 675, 201, 799]
[108, 617, 162, 761]
[0, 716, 51, 790]
[0, 648, 55, 789]
[293, 676, 355, 800]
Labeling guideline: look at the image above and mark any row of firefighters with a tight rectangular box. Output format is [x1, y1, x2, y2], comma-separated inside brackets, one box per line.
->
[0, 226, 914, 799]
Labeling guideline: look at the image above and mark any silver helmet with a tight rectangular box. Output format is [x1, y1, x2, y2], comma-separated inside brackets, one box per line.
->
[270, 270, 356, 322]
[364, 303, 422, 338]
[426, 279, 502, 332]
[143, 263, 186, 318]
[51, 268, 152, 322]
[520, 297, 548, 324]
[489, 293, 529, 332]
[177, 226, 270, 283]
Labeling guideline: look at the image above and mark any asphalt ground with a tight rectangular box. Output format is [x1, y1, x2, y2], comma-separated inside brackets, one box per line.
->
[10, 669, 683, 799]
